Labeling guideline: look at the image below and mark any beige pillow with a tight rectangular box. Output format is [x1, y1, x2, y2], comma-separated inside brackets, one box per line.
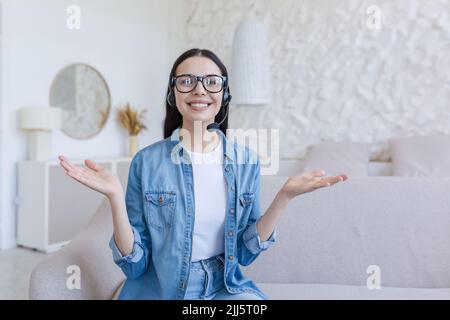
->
[301, 142, 371, 177]
[390, 134, 450, 177]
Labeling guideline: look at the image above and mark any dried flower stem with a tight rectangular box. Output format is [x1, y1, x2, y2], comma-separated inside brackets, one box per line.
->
[117, 103, 148, 136]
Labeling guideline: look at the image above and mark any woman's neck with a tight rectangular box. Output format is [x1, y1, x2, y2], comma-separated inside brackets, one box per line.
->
[180, 121, 220, 153]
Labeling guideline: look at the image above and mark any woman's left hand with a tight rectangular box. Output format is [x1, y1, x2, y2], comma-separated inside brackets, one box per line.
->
[280, 170, 348, 201]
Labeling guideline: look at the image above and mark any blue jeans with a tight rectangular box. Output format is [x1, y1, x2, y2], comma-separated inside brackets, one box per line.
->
[184, 254, 265, 300]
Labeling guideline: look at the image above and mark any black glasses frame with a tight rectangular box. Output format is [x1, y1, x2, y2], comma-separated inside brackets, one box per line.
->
[171, 74, 227, 93]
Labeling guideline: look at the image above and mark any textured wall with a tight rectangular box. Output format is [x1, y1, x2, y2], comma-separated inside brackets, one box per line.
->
[182, 0, 450, 160]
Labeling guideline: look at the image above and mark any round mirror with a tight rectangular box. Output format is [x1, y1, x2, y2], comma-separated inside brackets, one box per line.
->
[49, 63, 111, 139]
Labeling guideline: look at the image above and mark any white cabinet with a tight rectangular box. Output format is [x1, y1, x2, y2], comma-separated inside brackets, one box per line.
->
[17, 158, 131, 252]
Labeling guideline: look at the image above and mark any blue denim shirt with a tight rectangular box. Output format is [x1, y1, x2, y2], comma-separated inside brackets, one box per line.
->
[109, 127, 276, 299]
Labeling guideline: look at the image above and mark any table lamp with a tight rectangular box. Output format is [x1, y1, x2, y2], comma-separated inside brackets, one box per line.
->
[18, 107, 62, 161]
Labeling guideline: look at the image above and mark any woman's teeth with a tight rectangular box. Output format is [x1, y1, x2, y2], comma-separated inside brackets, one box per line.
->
[189, 103, 210, 110]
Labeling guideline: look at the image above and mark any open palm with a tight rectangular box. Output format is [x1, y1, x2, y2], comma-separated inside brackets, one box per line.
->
[281, 170, 348, 200]
[58, 155, 123, 198]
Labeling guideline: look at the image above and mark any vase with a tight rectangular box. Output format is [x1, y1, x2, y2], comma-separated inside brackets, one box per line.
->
[129, 135, 138, 158]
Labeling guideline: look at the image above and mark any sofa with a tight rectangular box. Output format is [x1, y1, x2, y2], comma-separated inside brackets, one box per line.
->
[244, 175, 450, 299]
[29, 171, 450, 299]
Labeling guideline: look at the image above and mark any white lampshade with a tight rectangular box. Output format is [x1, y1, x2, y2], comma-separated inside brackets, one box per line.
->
[231, 19, 271, 105]
[18, 106, 61, 130]
[18, 107, 61, 161]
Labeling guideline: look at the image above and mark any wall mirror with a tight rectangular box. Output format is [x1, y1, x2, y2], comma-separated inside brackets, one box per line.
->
[49, 63, 111, 139]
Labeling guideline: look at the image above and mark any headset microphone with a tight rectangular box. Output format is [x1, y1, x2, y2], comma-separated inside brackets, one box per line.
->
[207, 94, 232, 131]
[206, 122, 220, 131]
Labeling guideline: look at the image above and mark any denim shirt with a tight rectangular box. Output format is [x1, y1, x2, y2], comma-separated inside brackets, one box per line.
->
[109, 127, 276, 299]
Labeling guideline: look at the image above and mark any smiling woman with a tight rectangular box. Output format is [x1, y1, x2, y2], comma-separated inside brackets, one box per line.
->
[58, 48, 347, 300]
[164, 50, 232, 143]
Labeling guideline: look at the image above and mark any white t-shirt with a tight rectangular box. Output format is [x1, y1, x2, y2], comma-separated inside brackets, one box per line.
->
[185, 136, 227, 262]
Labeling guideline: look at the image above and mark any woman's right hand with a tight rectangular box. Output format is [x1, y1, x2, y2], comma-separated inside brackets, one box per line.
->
[58, 155, 124, 199]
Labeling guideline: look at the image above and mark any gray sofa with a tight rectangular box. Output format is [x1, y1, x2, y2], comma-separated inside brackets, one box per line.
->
[30, 175, 450, 299]
[245, 176, 450, 299]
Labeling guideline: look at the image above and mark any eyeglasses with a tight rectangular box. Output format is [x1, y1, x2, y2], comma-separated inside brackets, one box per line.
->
[172, 74, 227, 93]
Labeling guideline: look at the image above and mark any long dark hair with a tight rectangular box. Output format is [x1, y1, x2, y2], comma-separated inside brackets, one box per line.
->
[163, 48, 229, 139]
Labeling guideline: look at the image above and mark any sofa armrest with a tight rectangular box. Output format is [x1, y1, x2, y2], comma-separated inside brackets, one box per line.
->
[29, 199, 125, 299]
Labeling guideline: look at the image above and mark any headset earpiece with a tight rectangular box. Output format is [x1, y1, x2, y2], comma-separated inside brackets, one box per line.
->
[222, 78, 232, 107]
[168, 90, 176, 108]
[167, 77, 177, 108]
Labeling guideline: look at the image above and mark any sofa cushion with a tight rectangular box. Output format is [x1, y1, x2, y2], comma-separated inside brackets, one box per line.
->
[301, 142, 371, 177]
[390, 134, 450, 177]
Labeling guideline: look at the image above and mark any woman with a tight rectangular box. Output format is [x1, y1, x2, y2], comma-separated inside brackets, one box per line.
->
[59, 48, 348, 300]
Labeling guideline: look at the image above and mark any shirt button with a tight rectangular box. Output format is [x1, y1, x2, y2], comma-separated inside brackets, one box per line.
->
[228, 255, 234, 261]
[230, 208, 235, 213]
[231, 186, 235, 191]
[225, 166, 230, 172]
[228, 231, 233, 237]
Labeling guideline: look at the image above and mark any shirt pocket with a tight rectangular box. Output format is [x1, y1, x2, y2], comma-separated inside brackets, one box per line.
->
[238, 192, 255, 228]
[144, 191, 176, 230]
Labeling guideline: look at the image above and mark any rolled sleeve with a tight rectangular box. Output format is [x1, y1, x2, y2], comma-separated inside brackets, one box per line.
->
[242, 221, 276, 255]
[109, 226, 145, 265]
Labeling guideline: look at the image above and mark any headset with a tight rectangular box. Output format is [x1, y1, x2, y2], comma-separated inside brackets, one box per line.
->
[166, 76, 232, 130]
